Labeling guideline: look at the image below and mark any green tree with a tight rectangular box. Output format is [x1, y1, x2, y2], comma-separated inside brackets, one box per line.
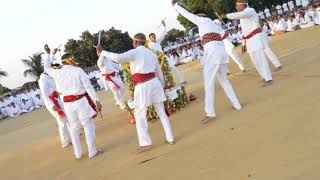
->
[65, 27, 133, 67]
[21, 53, 44, 81]
[0, 70, 8, 77]
[177, 0, 287, 30]
[0, 84, 11, 96]
[161, 28, 186, 46]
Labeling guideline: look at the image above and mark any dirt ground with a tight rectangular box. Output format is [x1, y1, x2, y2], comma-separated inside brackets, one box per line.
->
[0, 26, 320, 180]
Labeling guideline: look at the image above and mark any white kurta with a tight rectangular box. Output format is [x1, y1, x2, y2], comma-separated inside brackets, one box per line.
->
[97, 55, 125, 108]
[44, 54, 98, 158]
[39, 73, 70, 148]
[101, 47, 166, 108]
[174, 4, 228, 66]
[175, 3, 241, 117]
[227, 7, 273, 81]
[101, 46, 174, 146]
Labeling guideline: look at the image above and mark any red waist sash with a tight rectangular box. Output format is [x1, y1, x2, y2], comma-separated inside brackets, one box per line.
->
[132, 73, 156, 86]
[102, 72, 120, 89]
[244, 28, 262, 40]
[49, 91, 65, 118]
[202, 33, 222, 45]
[222, 33, 229, 40]
[63, 93, 97, 113]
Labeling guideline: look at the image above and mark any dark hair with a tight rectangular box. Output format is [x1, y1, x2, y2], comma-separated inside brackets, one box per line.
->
[61, 54, 73, 60]
[149, 33, 156, 38]
[134, 33, 147, 45]
[193, 9, 207, 16]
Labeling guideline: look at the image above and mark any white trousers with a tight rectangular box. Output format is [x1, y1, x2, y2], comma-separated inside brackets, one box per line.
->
[67, 115, 97, 159]
[264, 47, 282, 68]
[204, 64, 242, 117]
[170, 65, 185, 84]
[248, 49, 273, 81]
[103, 77, 125, 107]
[47, 108, 71, 148]
[227, 48, 246, 71]
[134, 103, 174, 147]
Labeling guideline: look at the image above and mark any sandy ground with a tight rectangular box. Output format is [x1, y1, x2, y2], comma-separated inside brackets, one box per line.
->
[0, 26, 320, 180]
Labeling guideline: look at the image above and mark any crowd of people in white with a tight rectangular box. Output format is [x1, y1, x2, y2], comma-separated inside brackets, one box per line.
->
[163, 0, 319, 66]
[1, 0, 319, 121]
[0, 85, 44, 119]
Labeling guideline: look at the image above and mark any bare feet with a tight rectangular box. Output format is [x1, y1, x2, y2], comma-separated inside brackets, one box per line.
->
[137, 145, 153, 154]
[274, 66, 283, 72]
[262, 80, 273, 87]
[201, 116, 216, 124]
[90, 150, 104, 159]
[180, 81, 187, 85]
[166, 140, 176, 145]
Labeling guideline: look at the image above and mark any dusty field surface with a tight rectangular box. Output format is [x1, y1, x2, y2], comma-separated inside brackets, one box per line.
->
[0, 26, 320, 180]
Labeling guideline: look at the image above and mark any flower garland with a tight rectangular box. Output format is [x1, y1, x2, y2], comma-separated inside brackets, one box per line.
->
[122, 46, 191, 123]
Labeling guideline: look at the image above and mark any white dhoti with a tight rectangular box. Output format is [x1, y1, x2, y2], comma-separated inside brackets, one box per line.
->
[134, 78, 174, 146]
[226, 48, 246, 71]
[103, 75, 125, 108]
[47, 107, 71, 148]
[246, 34, 273, 81]
[64, 97, 97, 159]
[262, 34, 282, 69]
[248, 49, 273, 81]
[224, 39, 245, 71]
[170, 65, 185, 84]
[204, 64, 242, 117]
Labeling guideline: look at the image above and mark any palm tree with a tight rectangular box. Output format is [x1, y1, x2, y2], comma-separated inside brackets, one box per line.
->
[21, 53, 44, 81]
[0, 70, 8, 77]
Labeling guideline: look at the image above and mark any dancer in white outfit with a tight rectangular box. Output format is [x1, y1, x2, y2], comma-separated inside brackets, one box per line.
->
[97, 55, 126, 109]
[43, 46, 103, 159]
[39, 68, 71, 148]
[97, 33, 175, 154]
[172, 0, 242, 124]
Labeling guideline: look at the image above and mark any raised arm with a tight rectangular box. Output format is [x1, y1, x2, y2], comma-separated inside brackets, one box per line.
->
[226, 8, 256, 20]
[100, 49, 136, 64]
[156, 23, 166, 43]
[173, 3, 201, 26]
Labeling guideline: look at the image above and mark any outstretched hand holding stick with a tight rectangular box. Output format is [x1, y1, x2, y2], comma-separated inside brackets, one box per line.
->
[96, 101, 103, 119]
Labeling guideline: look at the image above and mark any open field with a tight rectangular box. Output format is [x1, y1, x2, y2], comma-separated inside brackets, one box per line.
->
[0, 26, 320, 180]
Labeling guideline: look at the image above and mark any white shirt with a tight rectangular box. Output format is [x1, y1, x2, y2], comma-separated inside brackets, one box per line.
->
[227, 8, 261, 38]
[282, 3, 289, 12]
[296, 0, 302, 6]
[97, 56, 119, 74]
[39, 73, 58, 109]
[227, 8, 265, 52]
[275, 19, 288, 32]
[264, 8, 271, 17]
[288, 1, 295, 11]
[174, 3, 227, 64]
[100, 46, 164, 85]
[148, 25, 166, 53]
[276, 5, 283, 15]
[173, 4, 222, 38]
[44, 54, 99, 102]
[301, 0, 309, 7]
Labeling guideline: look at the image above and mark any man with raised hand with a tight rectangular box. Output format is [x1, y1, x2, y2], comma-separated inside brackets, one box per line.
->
[172, 0, 242, 124]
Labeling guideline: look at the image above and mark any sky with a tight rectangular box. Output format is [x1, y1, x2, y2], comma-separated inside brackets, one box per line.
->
[0, 0, 184, 89]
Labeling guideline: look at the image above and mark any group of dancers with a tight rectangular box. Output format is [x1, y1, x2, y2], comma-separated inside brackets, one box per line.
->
[39, 0, 283, 159]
